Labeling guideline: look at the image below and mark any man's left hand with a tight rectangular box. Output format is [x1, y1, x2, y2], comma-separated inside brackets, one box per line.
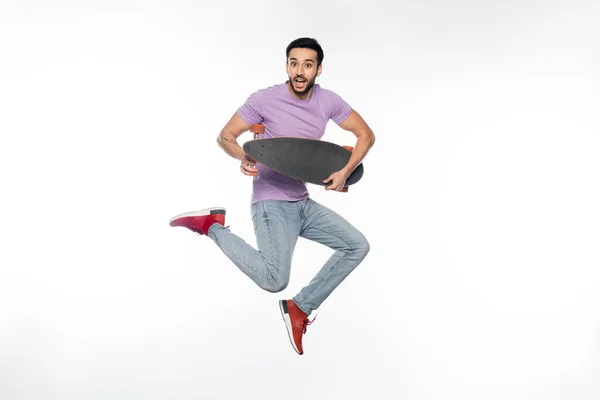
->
[323, 169, 349, 191]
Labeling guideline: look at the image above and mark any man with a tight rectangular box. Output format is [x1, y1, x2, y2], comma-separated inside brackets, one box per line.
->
[169, 37, 375, 355]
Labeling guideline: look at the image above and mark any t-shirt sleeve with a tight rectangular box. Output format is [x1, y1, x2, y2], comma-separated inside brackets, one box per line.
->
[328, 91, 353, 124]
[236, 90, 265, 125]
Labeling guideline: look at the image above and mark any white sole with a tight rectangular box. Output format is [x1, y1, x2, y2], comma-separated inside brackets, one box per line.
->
[279, 300, 301, 355]
[169, 207, 226, 223]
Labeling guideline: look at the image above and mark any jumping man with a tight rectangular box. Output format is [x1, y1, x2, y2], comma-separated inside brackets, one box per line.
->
[169, 37, 376, 355]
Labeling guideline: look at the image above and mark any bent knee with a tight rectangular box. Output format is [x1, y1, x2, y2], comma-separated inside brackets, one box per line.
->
[354, 235, 370, 258]
[261, 277, 289, 293]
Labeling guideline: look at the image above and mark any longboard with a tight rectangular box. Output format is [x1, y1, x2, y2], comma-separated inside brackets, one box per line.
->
[243, 124, 364, 191]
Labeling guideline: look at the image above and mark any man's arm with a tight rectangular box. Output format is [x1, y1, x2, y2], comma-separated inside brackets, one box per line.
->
[216, 112, 252, 161]
[322, 109, 375, 191]
[337, 109, 376, 175]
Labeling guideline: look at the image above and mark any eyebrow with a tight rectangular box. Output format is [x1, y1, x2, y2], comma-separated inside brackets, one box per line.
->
[289, 57, 315, 63]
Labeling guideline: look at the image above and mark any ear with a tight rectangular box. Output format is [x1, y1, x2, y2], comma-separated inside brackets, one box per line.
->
[316, 64, 323, 77]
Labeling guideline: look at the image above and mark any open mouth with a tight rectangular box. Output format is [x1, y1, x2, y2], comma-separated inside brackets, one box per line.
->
[294, 78, 307, 88]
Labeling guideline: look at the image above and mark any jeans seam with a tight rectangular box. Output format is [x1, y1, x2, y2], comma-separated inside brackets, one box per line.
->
[296, 225, 354, 307]
[304, 225, 353, 250]
[212, 228, 270, 280]
[300, 248, 350, 304]
[261, 201, 277, 286]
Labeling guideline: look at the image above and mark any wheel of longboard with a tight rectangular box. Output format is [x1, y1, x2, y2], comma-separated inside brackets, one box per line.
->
[250, 124, 264, 134]
[250, 124, 265, 140]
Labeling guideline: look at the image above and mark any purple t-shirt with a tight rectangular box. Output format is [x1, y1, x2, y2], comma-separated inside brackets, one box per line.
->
[236, 81, 353, 204]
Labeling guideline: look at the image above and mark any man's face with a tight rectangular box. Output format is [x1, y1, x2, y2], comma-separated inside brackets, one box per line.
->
[286, 48, 322, 96]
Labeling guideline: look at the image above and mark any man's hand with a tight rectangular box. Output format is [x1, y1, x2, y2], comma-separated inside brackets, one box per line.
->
[323, 169, 349, 191]
[240, 154, 258, 176]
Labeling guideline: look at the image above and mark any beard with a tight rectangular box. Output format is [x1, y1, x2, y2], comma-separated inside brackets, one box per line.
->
[289, 74, 316, 95]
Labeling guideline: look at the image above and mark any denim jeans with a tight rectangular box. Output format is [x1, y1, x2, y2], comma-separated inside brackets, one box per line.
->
[207, 198, 370, 315]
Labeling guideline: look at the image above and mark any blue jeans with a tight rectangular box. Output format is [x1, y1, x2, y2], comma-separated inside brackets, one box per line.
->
[207, 198, 370, 315]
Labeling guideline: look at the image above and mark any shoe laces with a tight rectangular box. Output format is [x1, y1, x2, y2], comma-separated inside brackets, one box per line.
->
[302, 314, 317, 334]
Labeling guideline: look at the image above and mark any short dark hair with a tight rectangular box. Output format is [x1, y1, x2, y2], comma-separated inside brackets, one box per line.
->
[286, 37, 324, 67]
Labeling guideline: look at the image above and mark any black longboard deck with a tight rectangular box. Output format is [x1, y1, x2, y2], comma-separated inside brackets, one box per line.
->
[243, 137, 364, 186]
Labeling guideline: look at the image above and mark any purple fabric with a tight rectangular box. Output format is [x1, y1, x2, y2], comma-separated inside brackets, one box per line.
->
[236, 82, 353, 204]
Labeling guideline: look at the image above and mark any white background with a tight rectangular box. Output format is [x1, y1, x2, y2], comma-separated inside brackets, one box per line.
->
[1, 0, 599, 399]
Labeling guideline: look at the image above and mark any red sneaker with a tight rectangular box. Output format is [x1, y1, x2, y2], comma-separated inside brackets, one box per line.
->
[279, 299, 316, 355]
[169, 207, 226, 235]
